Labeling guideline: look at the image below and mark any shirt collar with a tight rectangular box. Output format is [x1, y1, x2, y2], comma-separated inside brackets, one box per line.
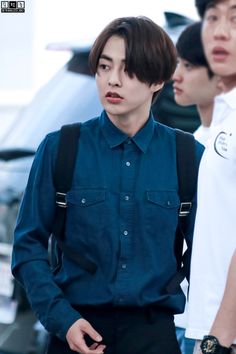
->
[215, 87, 236, 109]
[99, 110, 155, 153]
[212, 87, 236, 126]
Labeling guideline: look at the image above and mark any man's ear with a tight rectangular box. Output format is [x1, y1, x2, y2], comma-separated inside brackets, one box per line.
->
[151, 81, 164, 93]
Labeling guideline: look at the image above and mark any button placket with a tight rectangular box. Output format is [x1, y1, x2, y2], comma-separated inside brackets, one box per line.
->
[116, 141, 137, 303]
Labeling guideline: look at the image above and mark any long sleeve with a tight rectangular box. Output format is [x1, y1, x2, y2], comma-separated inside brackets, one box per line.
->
[11, 132, 81, 340]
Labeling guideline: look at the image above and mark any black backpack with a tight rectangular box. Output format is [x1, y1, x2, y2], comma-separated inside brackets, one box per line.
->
[51, 123, 198, 293]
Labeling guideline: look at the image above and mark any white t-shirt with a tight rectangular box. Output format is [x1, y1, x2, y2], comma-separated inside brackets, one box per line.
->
[175, 125, 210, 330]
[186, 88, 236, 341]
[174, 279, 189, 329]
[193, 125, 211, 146]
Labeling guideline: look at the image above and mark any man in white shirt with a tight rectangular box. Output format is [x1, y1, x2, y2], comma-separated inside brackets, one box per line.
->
[186, 1, 236, 353]
[173, 21, 220, 354]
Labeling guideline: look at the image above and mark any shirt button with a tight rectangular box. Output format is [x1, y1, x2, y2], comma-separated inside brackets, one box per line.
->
[121, 264, 127, 269]
[125, 161, 131, 167]
[123, 230, 128, 236]
[81, 198, 86, 204]
[127, 140, 131, 144]
[124, 195, 129, 201]
[167, 200, 171, 206]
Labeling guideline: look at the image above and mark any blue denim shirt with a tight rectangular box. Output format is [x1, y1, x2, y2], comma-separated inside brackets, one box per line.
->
[12, 111, 203, 340]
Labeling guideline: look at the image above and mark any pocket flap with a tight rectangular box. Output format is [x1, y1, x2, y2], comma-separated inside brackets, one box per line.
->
[67, 189, 106, 207]
[146, 191, 179, 208]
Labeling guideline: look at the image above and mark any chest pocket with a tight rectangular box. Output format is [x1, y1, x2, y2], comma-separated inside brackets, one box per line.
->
[147, 191, 179, 208]
[67, 189, 106, 206]
[146, 190, 180, 235]
[66, 189, 106, 239]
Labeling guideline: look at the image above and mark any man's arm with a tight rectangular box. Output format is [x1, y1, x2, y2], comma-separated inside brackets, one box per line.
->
[209, 249, 236, 346]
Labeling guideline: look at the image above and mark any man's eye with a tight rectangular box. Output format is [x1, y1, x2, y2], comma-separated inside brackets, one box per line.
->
[99, 64, 109, 71]
[231, 15, 236, 23]
[184, 62, 193, 70]
[205, 14, 218, 22]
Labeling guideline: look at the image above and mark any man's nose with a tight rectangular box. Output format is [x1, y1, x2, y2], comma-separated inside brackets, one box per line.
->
[173, 67, 182, 82]
[108, 69, 122, 87]
[213, 18, 230, 40]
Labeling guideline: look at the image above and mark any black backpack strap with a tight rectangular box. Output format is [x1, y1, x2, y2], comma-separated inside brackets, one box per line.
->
[54, 123, 81, 197]
[166, 129, 198, 293]
[51, 123, 97, 274]
[176, 129, 197, 215]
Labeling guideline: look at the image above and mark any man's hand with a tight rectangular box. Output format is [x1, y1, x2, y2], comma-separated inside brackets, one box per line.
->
[66, 318, 106, 354]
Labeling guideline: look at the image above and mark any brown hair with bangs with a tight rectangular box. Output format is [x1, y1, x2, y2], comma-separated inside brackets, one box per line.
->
[89, 16, 177, 101]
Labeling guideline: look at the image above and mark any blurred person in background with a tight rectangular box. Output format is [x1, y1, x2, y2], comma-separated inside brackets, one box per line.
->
[11, 16, 203, 354]
[173, 21, 220, 146]
[185, 0, 236, 353]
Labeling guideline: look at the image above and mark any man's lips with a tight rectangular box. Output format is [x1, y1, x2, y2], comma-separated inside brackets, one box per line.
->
[173, 86, 183, 95]
[105, 91, 123, 103]
[211, 47, 230, 61]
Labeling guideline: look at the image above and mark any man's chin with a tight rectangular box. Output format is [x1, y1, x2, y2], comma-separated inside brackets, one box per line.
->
[210, 62, 235, 78]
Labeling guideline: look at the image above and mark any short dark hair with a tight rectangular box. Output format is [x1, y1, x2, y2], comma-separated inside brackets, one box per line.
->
[195, 0, 221, 18]
[89, 16, 177, 101]
[176, 22, 213, 78]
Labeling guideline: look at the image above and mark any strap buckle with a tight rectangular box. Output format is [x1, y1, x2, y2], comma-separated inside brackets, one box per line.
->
[56, 192, 67, 208]
[179, 202, 192, 217]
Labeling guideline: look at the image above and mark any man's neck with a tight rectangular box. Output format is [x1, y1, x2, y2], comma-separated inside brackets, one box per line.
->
[197, 102, 214, 128]
[219, 75, 236, 93]
[107, 111, 150, 137]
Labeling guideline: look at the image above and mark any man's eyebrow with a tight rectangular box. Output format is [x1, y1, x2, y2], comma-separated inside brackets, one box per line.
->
[99, 54, 126, 63]
[99, 54, 112, 62]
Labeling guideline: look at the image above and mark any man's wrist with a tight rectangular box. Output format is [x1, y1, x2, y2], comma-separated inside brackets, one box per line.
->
[200, 335, 232, 354]
[210, 328, 235, 348]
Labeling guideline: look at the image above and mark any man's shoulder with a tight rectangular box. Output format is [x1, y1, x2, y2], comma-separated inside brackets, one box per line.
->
[155, 121, 204, 159]
[42, 116, 100, 145]
[80, 116, 100, 130]
[154, 120, 200, 142]
[154, 120, 176, 138]
[154, 120, 173, 131]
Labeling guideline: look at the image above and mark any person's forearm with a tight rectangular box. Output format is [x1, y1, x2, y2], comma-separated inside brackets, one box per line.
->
[17, 260, 81, 340]
[209, 249, 236, 346]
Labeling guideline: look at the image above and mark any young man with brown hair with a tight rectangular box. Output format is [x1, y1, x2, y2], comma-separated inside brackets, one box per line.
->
[11, 16, 203, 354]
